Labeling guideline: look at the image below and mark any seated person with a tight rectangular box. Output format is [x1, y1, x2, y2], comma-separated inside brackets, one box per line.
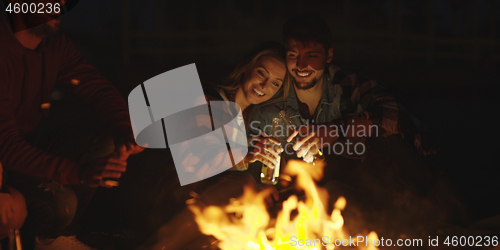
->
[0, 1, 143, 249]
[248, 14, 463, 233]
[248, 14, 434, 189]
[201, 41, 291, 172]
[140, 41, 289, 250]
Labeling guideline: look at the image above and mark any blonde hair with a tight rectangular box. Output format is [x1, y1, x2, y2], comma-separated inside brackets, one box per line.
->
[219, 41, 290, 103]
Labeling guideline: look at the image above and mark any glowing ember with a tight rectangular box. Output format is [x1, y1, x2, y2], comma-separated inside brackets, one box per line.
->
[188, 160, 379, 250]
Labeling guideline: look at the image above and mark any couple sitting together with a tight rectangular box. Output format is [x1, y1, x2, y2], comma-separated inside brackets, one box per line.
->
[142, 14, 441, 250]
[191, 12, 431, 182]
[198, 13, 429, 173]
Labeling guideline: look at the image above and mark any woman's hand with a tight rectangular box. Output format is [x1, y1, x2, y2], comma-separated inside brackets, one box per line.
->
[246, 131, 283, 169]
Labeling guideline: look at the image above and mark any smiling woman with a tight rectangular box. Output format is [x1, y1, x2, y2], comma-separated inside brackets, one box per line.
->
[211, 41, 290, 116]
[202, 41, 290, 171]
[138, 43, 290, 250]
[241, 56, 286, 105]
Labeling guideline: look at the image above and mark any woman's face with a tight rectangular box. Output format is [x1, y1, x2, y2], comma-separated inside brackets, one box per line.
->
[242, 56, 286, 105]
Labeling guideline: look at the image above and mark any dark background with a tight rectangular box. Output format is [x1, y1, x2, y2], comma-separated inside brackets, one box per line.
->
[51, 0, 500, 248]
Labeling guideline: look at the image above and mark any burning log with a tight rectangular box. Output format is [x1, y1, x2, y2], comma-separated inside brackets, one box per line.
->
[188, 160, 379, 250]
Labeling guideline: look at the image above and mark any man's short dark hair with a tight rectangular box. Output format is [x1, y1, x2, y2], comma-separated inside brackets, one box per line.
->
[283, 14, 333, 50]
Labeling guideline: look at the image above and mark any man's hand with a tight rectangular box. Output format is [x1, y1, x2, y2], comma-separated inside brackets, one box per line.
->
[246, 131, 283, 169]
[287, 124, 338, 163]
[0, 193, 14, 226]
[287, 117, 374, 162]
[81, 141, 145, 188]
[80, 156, 127, 188]
[115, 143, 145, 161]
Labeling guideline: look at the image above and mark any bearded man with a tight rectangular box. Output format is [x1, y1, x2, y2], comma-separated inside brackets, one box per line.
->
[247, 14, 454, 226]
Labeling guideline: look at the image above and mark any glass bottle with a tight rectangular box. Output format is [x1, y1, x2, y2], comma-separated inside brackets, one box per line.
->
[8, 229, 22, 250]
[278, 111, 325, 164]
[260, 118, 281, 185]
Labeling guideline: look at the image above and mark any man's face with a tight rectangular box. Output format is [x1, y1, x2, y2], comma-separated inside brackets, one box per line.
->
[286, 39, 333, 90]
[17, 0, 65, 37]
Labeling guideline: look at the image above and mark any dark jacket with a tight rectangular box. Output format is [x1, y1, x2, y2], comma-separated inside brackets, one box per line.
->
[0, 13, 133, 185]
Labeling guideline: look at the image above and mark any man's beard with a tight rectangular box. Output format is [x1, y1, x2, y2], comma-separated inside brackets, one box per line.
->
[28, 23, 59, 38]
[22, 14, 59, 38]
[293, 77, 319, 90]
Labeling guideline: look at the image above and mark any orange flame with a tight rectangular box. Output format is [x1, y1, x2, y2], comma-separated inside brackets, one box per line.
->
[188, 160, 378, 250]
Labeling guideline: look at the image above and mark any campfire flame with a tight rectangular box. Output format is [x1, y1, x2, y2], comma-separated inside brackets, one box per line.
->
[188, 160, 378, 250]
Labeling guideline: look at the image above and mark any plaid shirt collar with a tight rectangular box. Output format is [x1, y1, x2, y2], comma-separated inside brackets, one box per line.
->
[284, 65, 341, 113]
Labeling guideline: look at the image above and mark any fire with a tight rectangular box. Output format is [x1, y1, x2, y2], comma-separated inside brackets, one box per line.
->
[188, 160, 378, 250]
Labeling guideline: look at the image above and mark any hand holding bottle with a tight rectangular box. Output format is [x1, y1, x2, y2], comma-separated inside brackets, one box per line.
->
[247, 130, 283, 169]
[279, 111, 325, 164]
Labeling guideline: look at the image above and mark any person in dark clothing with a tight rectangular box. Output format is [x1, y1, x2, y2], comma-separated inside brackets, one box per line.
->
[248, 14, 434, 165]
[0, 0, 143, 249]
[247, 14, 467, 236]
